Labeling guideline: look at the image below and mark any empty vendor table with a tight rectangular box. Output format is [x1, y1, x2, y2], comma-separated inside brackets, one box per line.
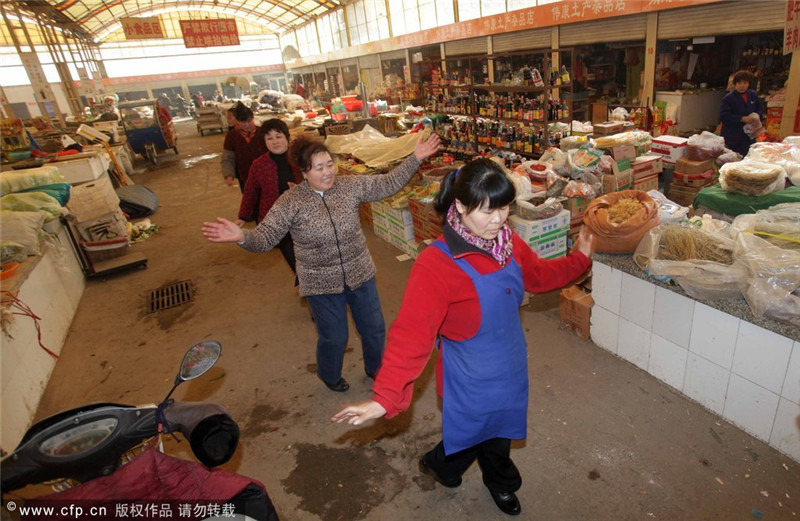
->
[590, 254, 799, 463]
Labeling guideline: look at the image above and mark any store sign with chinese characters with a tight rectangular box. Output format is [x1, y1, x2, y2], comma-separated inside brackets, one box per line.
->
[121, 17, 165, 40]
[179, 19, 239, 48]
[785, 0, 800, 54]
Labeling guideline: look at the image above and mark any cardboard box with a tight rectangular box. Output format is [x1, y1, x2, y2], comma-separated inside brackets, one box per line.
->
[593, 122, 624, 135]
[632, 174, 659, 192]
[601, 170, 633, 193]
[559, 284, 593, 339]
[508, 210, 571, 243]
[650, 135, 688, 164]
[68, 175, 121, 223]
[632, 155, 663, 180]
[673, 169, 716, 188]
[675, 157, 715, 176]
[531, 233, 567, 259]
[608, 144, 636, 161]
[565, 197, 589, 217]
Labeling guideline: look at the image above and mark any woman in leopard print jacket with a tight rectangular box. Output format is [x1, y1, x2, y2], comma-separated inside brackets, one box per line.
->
[203, 133, 441, 392]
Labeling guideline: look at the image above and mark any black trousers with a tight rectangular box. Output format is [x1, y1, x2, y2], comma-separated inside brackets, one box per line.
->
[423, 437, 522, 493]
[277, 233, 298, 284]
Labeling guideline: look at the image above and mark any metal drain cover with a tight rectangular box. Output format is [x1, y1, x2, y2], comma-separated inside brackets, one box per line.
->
[148, 280, 194, 312]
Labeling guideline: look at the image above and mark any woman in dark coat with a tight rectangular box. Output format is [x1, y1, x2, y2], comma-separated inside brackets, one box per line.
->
[719, 70, 764, 157]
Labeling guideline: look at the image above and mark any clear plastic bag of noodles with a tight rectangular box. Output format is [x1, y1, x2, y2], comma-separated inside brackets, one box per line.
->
[633, 221, 747, 300]
[733, 230, 800, 326]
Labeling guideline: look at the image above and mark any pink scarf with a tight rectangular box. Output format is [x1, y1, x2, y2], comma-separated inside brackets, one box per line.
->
[446, 203, 513, 266]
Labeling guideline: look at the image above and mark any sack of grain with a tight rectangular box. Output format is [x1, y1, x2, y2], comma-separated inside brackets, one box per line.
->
[582, 190, 660, 254]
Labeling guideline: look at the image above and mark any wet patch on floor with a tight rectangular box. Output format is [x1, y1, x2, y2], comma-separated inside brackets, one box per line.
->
[244, 402, 290, 438]
[182, 153, 219, 168]
[151, 303, 195, 330]
[282, 442, 406, 520]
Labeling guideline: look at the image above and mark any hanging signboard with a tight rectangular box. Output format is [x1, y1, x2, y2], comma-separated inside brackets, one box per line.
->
[121, 17, 165, 40]
[179, 19, 239, 48]
[19, 52, 57, 103]
[785, 0, 800, 54]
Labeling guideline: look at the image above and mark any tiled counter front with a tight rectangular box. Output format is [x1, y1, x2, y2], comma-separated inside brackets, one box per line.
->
[591, 256, 800, 463]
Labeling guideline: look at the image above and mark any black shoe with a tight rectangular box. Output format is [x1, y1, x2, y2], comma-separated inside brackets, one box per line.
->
[418, 457, 461, 488]
[323, 378, 349, 392]
[489, 491, 521, 516]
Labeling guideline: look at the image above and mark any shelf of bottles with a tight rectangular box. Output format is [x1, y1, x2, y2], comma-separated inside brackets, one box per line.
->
[425, 49, 575, 159]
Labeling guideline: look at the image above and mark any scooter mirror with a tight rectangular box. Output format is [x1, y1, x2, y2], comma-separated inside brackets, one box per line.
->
[178, 340, 221, 382]
[163, 341, 221, 402]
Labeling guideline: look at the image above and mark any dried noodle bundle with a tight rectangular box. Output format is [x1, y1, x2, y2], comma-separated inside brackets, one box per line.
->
[658, 225, 734, 264]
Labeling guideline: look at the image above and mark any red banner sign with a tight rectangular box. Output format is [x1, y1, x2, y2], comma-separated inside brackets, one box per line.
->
[179, 19, 239, 48]
[121, 17, 165, 40]
[785, 0, 800, 54]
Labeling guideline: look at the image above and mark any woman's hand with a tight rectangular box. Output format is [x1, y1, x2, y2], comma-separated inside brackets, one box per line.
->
[414, 133, 441, 162]
[573, 226, 597, 258]
[202, 217, 245, 243]
[331, 401, 387, 426]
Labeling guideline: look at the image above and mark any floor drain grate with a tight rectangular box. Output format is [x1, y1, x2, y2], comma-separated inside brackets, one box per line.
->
[147, 280, 194, 313]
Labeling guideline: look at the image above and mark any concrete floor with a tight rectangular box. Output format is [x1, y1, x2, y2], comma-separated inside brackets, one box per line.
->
[31, 119, 798, 520]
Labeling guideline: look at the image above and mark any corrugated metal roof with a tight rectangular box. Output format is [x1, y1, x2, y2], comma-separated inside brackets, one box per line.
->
[4, 0, 340, 43]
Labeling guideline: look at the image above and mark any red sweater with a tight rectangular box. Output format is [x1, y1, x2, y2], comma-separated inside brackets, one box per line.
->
[239, 153, 302, 222]
[372, 226, 592, 418]
[223, 129, 267, 188]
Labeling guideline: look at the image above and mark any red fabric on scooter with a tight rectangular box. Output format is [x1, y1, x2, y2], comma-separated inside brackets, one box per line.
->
[42, 448, 260, 501]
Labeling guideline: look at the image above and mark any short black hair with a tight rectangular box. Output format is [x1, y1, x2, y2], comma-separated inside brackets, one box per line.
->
[433, 158, 516, 216]
[233, 101, 253, 122]
[260, 118, 290, 141]
[733, 70, 754, 85]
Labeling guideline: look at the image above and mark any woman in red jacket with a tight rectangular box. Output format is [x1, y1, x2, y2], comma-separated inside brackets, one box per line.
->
[333, 158, 595, 516]
[236, 118, 303, 276]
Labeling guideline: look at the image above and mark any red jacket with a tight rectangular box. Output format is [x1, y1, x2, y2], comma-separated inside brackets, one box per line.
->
[239, 153, 302, 222]
[223, 130, 267, 188]
[372, 224, 592, 418]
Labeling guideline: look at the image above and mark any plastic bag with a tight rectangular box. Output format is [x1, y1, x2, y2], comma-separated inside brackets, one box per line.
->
[734, 231, 800, 326]
[729, 202, 800, 251]
[567, 148, 604, 177]
[715, 148, 742, 167]
[0, 166, 64, 196]
[515, 194, 564, 220]
[1, 192, 67, 222]
[686, 131, 725, 160]
[514, 160, 554, 184]
[719, 161, 787, 197]
[506, 170, 532, 197]
[540, 147, 569, 175]
[582, 190, 660, 254]
[745, 141, 800, 186]
[633, 223, 747, 300]
[743, 113, 763, 139]
[610, 107, 629, 121]
[647, 189, 690, 224]
[0, 210, 47, 263]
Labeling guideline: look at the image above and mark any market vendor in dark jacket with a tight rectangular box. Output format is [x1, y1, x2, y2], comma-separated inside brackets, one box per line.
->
[221, 102, 266, 191]
[719, 70, 764, 157]
[332, 159, 595, 516]
[203, 133, 441, 393]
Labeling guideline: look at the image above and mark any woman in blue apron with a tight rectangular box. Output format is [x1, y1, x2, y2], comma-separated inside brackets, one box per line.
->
[333, 159, 595, 516]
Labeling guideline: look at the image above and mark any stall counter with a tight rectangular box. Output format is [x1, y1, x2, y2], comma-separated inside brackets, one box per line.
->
[590, 253, 799, 463]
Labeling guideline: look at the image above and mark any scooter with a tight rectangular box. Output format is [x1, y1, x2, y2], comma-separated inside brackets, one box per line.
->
[1, 341, 278, 521]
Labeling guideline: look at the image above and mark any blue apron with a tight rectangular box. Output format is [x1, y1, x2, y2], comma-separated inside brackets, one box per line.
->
[431, 240, 529, 455]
